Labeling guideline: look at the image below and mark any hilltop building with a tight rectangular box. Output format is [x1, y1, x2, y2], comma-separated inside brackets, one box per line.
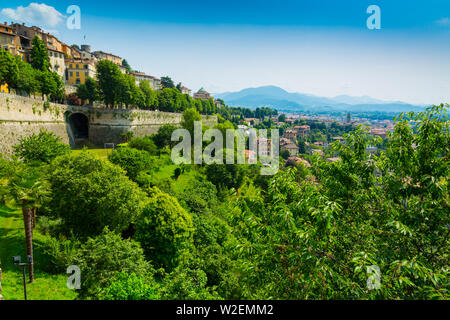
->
[1, 22, 195, 100]
[131, 72, 162, 91]
[294, 125, 310, 138]
[0, 23, 25, 92]
[281, 143, 299, 157]
[0, 23, 22, 55]
[65, 59, 97, 85]
[92, 50, 123, 66]
[48, 48, 66, 79]
[283, 129, 297, 141]
[194, 88, 213, 100]
[177, 83, 192, 96]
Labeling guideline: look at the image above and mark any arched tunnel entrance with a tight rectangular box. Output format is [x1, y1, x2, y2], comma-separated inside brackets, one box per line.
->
[68, 113, 89, 145]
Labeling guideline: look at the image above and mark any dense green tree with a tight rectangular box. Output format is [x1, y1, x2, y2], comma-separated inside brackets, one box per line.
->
[136, 187, 194, 270]
[35, 70, 61, 101]
[99, 272, 160, 300]
[152, 124, 178, 149]
[139, 80, 157, 109]
[128, 136, 158, 154]
[13, 56, 39, 96]
[157, 88, 180, 112]
[120, 74, 144, 108]
[96, 60, 124, 107]
[159, 267, 220, 300]
[176, 178, 218, 215]
[229, 105, 449, 299]
[0, 50, 19, 91]
[108, 147, 154, 181]
[73, 228, 151, 298]
[205, 163, 245, 191]
[280, 149, 291, 160]
[76, 76, 97, 104]
[13, 130, 70, 164]
[47, 151, 147, 238]
[30, 36, 50, 72]
[278, 114, 287, 122]
[122, 59, 132, 73]
[161, 76, 175, 89]
[181, 107, 202, 136]
[298, 137, 307, 154]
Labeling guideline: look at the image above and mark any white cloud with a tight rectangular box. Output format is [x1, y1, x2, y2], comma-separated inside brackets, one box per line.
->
[436, 17, 450, 26]
[0, 3, 65, 27]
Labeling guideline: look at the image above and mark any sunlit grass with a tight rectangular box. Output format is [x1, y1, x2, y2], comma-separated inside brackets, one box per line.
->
[0, 204, 77, 300]
[72, 148, 113, 160]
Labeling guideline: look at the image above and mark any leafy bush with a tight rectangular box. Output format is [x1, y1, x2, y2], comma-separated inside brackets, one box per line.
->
[136, 187, 194, 271]
[159, 267, 220, 300]
[205, 163, 245, 191]
[108, 146, 154, 181]
[152, 124, 178, 149]
[37, 235, 80, 274]
[99, 272, 160, 300]
[73, 228, 151, 299]
[176, 179, 218, 214]
[128, 136, 158, 155]
[47, 151, 147, 238]
[14, 130, 70, 164]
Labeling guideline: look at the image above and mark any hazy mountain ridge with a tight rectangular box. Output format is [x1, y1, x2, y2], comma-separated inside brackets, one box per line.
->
[215, 86, 425, 112]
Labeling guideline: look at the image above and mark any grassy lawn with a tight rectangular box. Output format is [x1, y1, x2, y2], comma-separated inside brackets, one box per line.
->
[72, 148, 113, 160]
[0, 204, 77, 300]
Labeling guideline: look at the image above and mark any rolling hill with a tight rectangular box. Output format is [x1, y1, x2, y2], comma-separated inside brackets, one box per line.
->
[214, 86, 426, 113]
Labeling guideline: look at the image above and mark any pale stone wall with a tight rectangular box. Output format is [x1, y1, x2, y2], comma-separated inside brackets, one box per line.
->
[0, 93, 69, 155]
[0, 93, 217, 154]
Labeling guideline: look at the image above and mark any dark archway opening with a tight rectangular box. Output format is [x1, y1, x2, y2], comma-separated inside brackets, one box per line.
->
[69, 113, 89, 140]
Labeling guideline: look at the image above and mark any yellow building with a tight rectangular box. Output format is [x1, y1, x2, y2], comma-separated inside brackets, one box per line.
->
[0, 23, 21, 54]
[65, 59, 97, 85]
[0, 23, 25, 93]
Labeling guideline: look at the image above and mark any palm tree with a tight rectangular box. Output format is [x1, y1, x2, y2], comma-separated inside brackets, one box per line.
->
[8, 166, 50, 283]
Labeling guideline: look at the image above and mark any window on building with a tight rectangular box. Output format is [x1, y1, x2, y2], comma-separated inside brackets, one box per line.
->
[76, 79, 80, 84]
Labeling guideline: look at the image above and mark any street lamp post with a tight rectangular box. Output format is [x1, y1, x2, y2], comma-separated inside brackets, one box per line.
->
[12, 256, 33, 300]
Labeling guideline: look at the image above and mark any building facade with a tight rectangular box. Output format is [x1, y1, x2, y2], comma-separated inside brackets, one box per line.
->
[48, 48, 66, 79]
[0, 23, 24, 93]
[194, 88, 212, 100]
[281, 143, 299, 157]
[283, 129, 297, 141]
[294, 125, 311, 138]
[130, 72, 162, 91]
[65, 59, 97, 85]
[93, 51, 123, 66]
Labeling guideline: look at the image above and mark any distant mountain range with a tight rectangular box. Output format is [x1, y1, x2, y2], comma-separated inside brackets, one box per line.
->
[214, 86, 426, 113]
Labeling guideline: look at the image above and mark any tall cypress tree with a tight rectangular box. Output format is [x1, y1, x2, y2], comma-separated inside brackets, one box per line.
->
[30, 36, 50, 72]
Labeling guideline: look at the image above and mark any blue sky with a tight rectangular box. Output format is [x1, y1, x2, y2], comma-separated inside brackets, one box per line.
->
[1, 1, 449, 105]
